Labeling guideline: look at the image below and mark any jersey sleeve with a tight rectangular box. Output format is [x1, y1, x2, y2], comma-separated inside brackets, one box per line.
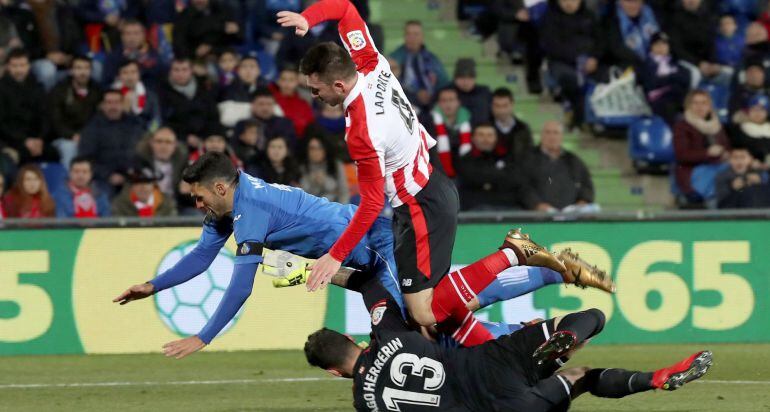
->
[328, 104, 385, 262]
[233, 203, 270, 266]
[149, 219, 232, 292]
[347, 270, 410, 335]
[301, 0, 379, 73]
[197, 261, 257, 344]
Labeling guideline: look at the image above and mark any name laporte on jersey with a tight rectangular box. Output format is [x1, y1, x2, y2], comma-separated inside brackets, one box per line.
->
[373, 70, 393, 115]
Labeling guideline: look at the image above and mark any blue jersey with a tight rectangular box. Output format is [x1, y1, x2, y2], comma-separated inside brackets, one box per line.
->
[150, 172, 400, 344]
[228, 173, 377, 269]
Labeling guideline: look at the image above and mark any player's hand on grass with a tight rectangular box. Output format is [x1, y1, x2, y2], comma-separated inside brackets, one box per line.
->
[162, 336, 206, 359]
[276, 11, 309, 37]
[307, 253, 342, 292]
[113, 282, 155, 305]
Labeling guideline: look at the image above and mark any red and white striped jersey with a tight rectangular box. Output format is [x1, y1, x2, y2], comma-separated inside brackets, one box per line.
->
[303, 0, 437, 262]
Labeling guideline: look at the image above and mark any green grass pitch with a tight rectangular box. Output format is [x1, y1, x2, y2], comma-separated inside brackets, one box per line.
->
[2, 344, 769, 411]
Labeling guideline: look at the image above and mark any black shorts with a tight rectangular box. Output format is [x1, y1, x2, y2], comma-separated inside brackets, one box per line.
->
[475, 319, 574, 411]
[391, 170, 459, 293]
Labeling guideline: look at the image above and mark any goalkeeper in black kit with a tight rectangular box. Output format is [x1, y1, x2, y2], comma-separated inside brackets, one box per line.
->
[303, 274, 712, 411]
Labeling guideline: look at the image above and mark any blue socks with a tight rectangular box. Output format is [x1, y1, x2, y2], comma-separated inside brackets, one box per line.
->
[476, 266, 563, 309]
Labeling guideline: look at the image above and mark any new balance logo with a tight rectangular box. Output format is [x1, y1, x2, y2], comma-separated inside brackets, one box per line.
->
[401, 279, 412, 287]
[522, 245, 540, 258]
[234, 214, 242, 221]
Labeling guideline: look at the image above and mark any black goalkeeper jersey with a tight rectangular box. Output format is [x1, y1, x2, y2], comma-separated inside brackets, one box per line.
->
[348, 274, 492, 412]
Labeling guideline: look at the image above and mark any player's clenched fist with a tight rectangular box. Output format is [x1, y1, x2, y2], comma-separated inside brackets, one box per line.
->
[113, 282, 155, 305]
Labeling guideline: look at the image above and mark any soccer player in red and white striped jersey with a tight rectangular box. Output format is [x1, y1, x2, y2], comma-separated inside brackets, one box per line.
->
[278, 0, 566, 344]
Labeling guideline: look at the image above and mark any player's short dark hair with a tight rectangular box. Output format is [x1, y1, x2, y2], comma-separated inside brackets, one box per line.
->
[6, 48, 29, 63]
[69, 156, 92, 169]
[493, 87, 514, 103]
[304, 328, 358, 370]
[405, 19, 422, 28]
[300, 42, 357, 84]
[182, 152, 238, 186]
[103, 89, 123, 99]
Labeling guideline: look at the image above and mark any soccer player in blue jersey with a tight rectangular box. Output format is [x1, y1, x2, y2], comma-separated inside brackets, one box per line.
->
[114, 152, 613, 358]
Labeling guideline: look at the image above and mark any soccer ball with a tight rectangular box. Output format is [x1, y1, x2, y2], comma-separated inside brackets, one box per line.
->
[153, 240, 244, 337]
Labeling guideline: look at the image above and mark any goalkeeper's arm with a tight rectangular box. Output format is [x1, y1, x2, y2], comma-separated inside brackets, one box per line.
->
[197, 262, 258, 344]
[150, 224, 230, 292]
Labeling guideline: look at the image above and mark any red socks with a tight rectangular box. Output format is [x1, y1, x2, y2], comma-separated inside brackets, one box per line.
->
[430, 249, 518, 324]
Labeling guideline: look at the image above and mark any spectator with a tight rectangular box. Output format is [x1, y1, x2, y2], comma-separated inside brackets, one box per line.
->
[102, 19, 165, 88]
[456, 124, 520, 211]
[111, 162, 177, 217]
[667, 0, 727, 85]
[215, 48, 239, 88]
[188, 134, 243, 170]
[159, 58, 220, 150]
[0, 6, 23, 64]
[173, 0, 242, 59]
[306, 103, 348, 162]
[601, 0, 660, 70]
[137, 127, 188, 199]
[742, 22, 770, 64]
[389, 20, 449, 109]
[639, 32, 691, 125]
[299, 135, 349, 203]
[232, 119, 264, 173]
[490, 0, 543, 93]
[49, 55, 102, 168]
[252, 0, 301, 55]
[0, 48, 57, 165]
[431, 87, 472, 177]
[77, 89, 144, 195]
[220, 55, 267, 102]
[733, 94, 770, 164]
[452, 58, 492, 125]
[491, 87, 534, 161]
[276, 15, 339, 67]
[2, 1, 63, 91]
[112, 60, 161, 131]
[269, 65, 315, 137]
[241, 88, 297, 148]
[729, 58, 768, 123]
[259, 135, 300, 186]
[715, 14, 745, 67]
[673, 90, 731, 199]
[541, 0, 603, 126]
[522, 120, 597, 212]
[2, 163, 55, 218]
[715, 146, 770, 208]
[52, 156, 110, 218]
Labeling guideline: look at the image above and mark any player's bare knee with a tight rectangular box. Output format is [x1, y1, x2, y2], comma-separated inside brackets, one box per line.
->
[407, 304, 436, 326]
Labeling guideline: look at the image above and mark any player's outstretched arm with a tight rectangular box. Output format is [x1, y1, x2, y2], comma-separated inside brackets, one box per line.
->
[276, 11, 308, 37]
[162, 262, 258, 359]
[149, 223, 231, 293]
[113, 282, 155, 305]
[280, 0, 379, 71]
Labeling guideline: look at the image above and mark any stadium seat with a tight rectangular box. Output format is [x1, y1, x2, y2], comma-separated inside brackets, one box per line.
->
[38, 162, 68, 194]
[628, 116, 674, 174]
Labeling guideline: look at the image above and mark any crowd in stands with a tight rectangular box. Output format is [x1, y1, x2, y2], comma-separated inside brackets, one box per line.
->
[460, 0, 770, 208]
[0, 0, 602, 220]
